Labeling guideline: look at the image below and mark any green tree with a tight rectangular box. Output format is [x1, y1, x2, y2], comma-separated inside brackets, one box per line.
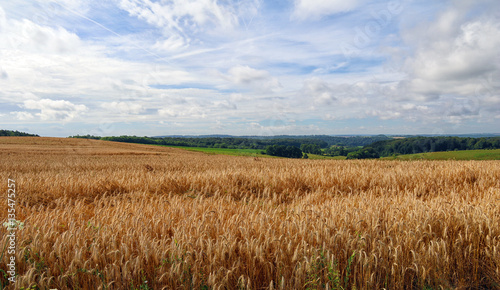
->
[346, 148, 379, 159]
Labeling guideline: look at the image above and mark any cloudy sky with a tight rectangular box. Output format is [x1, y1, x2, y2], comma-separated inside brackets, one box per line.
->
[0, 0, 499, 137]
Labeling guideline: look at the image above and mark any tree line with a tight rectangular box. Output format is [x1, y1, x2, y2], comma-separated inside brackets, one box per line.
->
[248, 134, 390, 147]
[71, 134, 391, 147]
[68, 135, 500, 159]
[264, 145, 303, 158]
[365, 136, 500, 157]
[70, 135, 328, 150]
[0, 130, 39, 137]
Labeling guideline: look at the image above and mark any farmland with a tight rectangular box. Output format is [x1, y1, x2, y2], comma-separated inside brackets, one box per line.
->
[156, 145, 267, 157]
[382, 149, 500, 160]
[1, 137, 499, 289]
[156, 145, 342, 160]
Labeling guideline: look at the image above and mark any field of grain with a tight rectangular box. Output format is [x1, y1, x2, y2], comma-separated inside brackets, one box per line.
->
[1, 137, 499, 289]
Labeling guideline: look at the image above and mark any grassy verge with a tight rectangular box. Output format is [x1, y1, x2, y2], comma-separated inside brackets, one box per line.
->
[382, 149, 500, 160]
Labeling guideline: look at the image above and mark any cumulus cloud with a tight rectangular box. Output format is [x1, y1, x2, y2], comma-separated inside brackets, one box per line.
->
[291, 0, 360, 21]
[11, 111, 35, 121]
[404, 21, 500, 98]
[21, 99, 87, 121]
[398, 0, 500, 106]
[212, 100, 237, 110]
[0, 5, 196, 125]
[228, 65, 266, 83]
[158, 105, 206, 119]
[102, 101, 145, 115]
[343, 0, 499, 129]
[158, 107, 178, 117]
[1, 0, 498, 134]
[300, 78, 371, 107]
[0, 15, 82, 54]
[225, 65, 281, 92]
[301, 78, 337, 105]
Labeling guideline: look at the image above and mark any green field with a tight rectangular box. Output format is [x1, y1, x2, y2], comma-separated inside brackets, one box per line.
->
[306, 154, 345, 160]
[382, 149, 500, 160]
[157, 145, 342, 159]
[158, 145, 500, 160]
[157, 145, 266, 156]
[151, 145, 500, 160]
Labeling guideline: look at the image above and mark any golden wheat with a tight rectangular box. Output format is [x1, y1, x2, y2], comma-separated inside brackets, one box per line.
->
[0, 137, 499, 289]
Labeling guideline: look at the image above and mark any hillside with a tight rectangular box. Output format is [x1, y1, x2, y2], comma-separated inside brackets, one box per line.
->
[71, 134, 391, 148]
[368, 136, 500, 157]
[382, 149, 500, 160]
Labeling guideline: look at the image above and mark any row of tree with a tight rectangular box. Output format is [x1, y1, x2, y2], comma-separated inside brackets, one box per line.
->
[0, 130, 39, 137]
[68, 135, 500, 159]
[248, 134, 390, 147]
[70, 135, 328, 150]
[300, 144, 322, 155]
[322, 146, 361, 157]
[346, 148, 380, 159]
[71, 134, 392, 148]
[368, 136, 500, 157]
[264, 145, 303, 158]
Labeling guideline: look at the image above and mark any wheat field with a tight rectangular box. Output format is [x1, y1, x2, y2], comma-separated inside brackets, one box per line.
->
[0, 137, 499, 289]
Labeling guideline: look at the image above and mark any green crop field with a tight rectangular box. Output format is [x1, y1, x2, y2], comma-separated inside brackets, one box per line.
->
[306, 154, 345, 160]
[157, 145, 270, 157]
[159, 145, 500, 160]
[382, 149, 500, 160]
[157, 145, 342, 159]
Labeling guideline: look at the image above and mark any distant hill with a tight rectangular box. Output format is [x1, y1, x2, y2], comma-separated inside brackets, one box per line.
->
[0, 129, 39, 137]
[152, 134, 391, 147]
[382, 149, 500, 160]
[367, 136, 500, 157]
[154, 134, 234, 138]
[387, 134, 500, 138]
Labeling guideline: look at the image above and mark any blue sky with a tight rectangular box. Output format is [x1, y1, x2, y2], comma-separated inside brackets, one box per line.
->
[0, 0, 499, 137]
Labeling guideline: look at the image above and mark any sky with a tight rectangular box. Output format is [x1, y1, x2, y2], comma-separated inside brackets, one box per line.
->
[0, 0, 499, 137]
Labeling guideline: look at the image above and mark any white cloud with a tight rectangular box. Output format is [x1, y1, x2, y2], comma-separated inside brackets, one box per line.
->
[152, 35, 188, 52]
[0, 7, 196, 125]
[228, 65, 267, 83]
[158, 105, 206, 119]
[22, 99, 87, 121]
[225, 65, 281, 92]
[406, 21, 500, 96]
[212, 100, 237, 110]
[158, 107, 178, 117]
[394, 0, 500, 121]
[300, 78, 372, 107]
[301, 78, 337, 105]
[118, 0, 238, 34]
[292, 0, 360, 21]
[11, 111, 34, 121]
[1, 0, 499, 135]
[0, 6, 6, 31]
[102, 101, 145, 115]
[0, 15, 82, 54]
